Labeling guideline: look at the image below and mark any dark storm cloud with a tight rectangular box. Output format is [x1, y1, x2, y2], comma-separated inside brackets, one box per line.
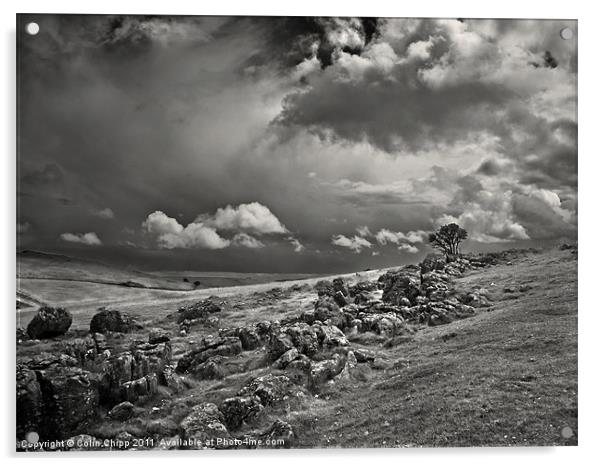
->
[17, 15, 577, 271]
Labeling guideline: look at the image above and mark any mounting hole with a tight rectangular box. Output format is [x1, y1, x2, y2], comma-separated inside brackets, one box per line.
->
[25, 22, 39, 36]
[560, 27, 573, 40]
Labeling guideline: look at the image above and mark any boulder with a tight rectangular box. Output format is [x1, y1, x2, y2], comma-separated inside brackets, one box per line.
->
[380, 272, 422, 306]
[314, 296, 345, 329]
[148, 328, 170, 344]
[309, 353, 346, 388]
[176, 337, 242, 374]
[333, 290, 348, 307]
[314, 280, 334, 297]
[34, 366, 100, 440]
[332, 278, 349, 297]
[238, 374, 295, 406]
[177, 299, 221, 323]
[16, 366, 43, 440]
[419, 253, 447, 274]
[189, 356, 227, 380]
[179, 403, 230, 448]
[267, 332, 294, 361]
[315, 324, 349, 347]
[220, 326, 262, 350]
[120, 374, 158, 402]
[273, 348, 299, 369]
[90, 308, 138, 334]
[284, 323, 319, 356]
[219, 396, 264, 430]
[27, 306, 72, 339]
[108, 401, 135, 421]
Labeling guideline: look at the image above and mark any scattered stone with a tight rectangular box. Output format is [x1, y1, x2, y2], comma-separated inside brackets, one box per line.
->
[220, 396, 264, 430]
[309, 353, 346, 387]
[260, 419, 294, 447]
[273, 348, 299, 369]
[177, 299, 221, 323]
[108, 401, 135, 421]
[90, 308, 139, 334]
[179, 403, 230, 447]
[238, 374, 295, 406]
[27, 306, 72, 339]
[148, 328, 170, 344]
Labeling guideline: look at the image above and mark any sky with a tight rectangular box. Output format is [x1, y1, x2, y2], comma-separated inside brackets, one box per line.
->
[17, 15, 577, 273]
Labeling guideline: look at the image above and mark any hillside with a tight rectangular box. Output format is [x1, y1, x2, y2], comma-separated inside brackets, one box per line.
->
[16, 247, 577, 449]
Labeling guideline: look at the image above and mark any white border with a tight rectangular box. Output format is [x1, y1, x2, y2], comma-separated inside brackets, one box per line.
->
[2, 1, 599, 465]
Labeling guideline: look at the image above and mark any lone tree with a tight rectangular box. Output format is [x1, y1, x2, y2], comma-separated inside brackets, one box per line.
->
[428, 223, 468, 257]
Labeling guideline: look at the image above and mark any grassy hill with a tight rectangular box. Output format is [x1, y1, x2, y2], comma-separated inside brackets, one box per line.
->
[16, 247, 577, 447]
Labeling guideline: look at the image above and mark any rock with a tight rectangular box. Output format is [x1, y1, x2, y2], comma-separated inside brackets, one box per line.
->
[353, 348, 375, 363]
[176, 337, 242, 374]
[120, 374, 158, 402]
[314, 296, 345, 329]
[428, 313, 453, 326]
[148, 328, 170, 344]
[238, 374, 295, 406]
[314, 280, 334, 297]
[284, 354, 312, 386]
[90, 308, 138, 334]
[333, 290, 348, 307]
[260, 419, 294, 447]
[332, 278, 349, 297]
[419, 253, 447, 274]
[34, 366, 100, 440]
[273, 348, 299, 369]
[16, 366, 42, 440]
[220, 396, 264, 430]
[220, 326, 262, 350]
[315, 324, 349, 347]
[177, 299, 221, 323]
[300, 310, 316, 325]
[380, 272, 421, 306]
[374, 313, 406, 336]
[108, 401, 135, 421]
[284, 323, 319, 356]
[147, 418, 179, 437]
[267, 332, 294, 361]
[26, 306, 72, 339]
[309, 354, 346, 387]
[190, 356, 227, 380]
[179, 403, 230, 448]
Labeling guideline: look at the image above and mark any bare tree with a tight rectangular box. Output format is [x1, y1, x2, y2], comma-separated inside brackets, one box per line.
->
[428, 223, 468, 258]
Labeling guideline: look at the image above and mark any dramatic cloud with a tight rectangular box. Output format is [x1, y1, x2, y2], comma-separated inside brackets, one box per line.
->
[332, 234, 372, 253]
[17, 16, 577, 272]
[232, 233, 265, 249]
[398, 243, 419, 254]
[374, 228, 427, 245]
[142, 211, 230, 250]
[60, 232, 102, 246]
[356, 225, 372, 237]
[200, 202, 289, 235]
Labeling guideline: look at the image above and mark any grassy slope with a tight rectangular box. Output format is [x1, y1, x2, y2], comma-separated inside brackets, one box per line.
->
[16, 248, 577, 447]
[290, 249, 577, 447]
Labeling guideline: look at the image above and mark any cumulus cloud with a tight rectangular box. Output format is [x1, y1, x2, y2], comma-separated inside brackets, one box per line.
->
[287, 237, 305, 253]
[398, 243, 419, 254]
[60, 232, 102, 246]
[142, 211, 230, 250]
[200, 202, 289, 235]
[375, 228, 427, 245]
[93, 207, 115, 219]
[331, 234, 372, 253]
[232, 233, 265, 249]
[356, 225, 372, 237]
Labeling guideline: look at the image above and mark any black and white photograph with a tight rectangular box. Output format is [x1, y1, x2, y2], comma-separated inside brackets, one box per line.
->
[15, 13, 578, 451]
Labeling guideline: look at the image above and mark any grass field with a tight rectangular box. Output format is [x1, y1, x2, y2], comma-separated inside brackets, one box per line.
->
[16, 248, 577, 447]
